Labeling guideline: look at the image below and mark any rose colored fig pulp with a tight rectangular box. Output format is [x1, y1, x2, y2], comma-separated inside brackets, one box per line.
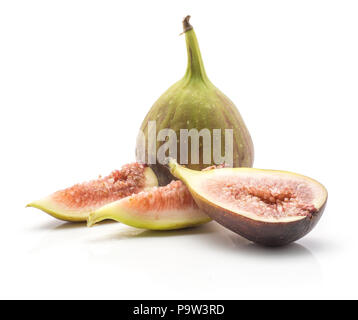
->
[27, 163, 158, 222]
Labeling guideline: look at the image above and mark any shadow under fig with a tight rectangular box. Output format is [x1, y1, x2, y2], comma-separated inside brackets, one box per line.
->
[30, 217, 319, 259]
[126, 222, 218, 238]
[88, 221, 219, 242]
[28, 219, 115, 231]
[202, 223, 317, 259]
[54, 220, 116, 230]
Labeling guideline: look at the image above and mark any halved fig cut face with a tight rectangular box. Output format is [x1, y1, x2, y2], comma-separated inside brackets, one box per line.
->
[27, 163, 158, 222]
[169, 160, 328, 246]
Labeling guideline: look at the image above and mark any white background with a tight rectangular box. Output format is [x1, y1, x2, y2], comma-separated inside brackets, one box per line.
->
[0, 0, 357, 299]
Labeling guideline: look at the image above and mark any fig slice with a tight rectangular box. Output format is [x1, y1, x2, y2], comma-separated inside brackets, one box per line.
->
[169, 160, 328, 246]
[87, 180, 211, 230]
[27, 163, 158, 222]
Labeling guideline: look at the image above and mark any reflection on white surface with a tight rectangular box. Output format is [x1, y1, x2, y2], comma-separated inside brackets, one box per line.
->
[12, 218, 323, 299]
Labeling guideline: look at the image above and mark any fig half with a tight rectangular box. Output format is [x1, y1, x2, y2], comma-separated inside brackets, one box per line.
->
[169, 160, 327, 246]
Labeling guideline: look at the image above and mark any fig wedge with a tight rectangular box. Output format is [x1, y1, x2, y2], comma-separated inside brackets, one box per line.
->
[87, 180, 210, 230]
[27, 163, 158, 222]
[169, 160, 327, 246]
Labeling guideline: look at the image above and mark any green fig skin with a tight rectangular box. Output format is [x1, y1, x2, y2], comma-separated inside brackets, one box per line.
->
[136, 16, 254, 185]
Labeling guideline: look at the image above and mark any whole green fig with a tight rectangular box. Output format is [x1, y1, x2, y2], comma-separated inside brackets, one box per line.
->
[136, 16, 254, 185]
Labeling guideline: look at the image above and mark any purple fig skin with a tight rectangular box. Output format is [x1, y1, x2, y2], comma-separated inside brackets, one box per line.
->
[194, 193, 327, 246]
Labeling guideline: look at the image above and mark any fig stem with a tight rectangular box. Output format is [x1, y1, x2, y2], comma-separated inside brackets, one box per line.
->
[168, 158, 179, 175]
[182, 16, 209, 82]
[168, 159, 201, 183]
[182, 15, 193, 33]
